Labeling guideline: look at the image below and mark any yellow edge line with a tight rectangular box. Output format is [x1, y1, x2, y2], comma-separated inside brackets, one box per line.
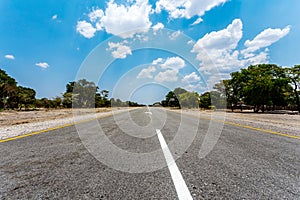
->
[0, 113, 115, 143]
[170, 109, 300, 141]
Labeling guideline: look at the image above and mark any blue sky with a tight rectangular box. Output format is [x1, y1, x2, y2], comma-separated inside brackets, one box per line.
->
[0, 0, 299, 104]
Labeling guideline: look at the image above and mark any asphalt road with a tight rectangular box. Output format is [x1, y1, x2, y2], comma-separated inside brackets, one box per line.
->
[1, 107, 300, 199]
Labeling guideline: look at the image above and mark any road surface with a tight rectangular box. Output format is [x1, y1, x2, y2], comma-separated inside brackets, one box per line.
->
[1, 107, 299, 199]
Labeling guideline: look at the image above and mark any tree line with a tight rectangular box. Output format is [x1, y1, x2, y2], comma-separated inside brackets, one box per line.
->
[0, 69, 142, 110]
[160, 64, 300, 112]
[2, 64, 299, 112]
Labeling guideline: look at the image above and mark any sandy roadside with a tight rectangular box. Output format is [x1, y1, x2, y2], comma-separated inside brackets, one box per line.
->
[1, 107, 299, 140]
[175, 109, 300, 138]
[0, 108, 134, 140]
[0, 108, 112, 127]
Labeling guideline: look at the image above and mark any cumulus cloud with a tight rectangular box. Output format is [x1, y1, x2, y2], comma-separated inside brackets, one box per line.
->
[187, 40, 195, 45]
[155, 0, 228, 19]
[76, 20, 97, 39]
[182, 72, 200, 83]
[52, 14, 58, 20]
[244, 50, 269, 66]
[160, 56, 186, 70]
[242, 26, 290, 56]
[35, 62, 49, 69]
[88, 9, 104, 30]
[154, 69, 178, 82]
[152, 22, 164, 34]
[107, 42, 132, 59]
[192, 19, 244, 70]
[191, 17, 203, 26]
[151, 56, 186, 82]
[190, 19, 290, 88]
[152, 58, 163, 65]
[4, 54, 15, 60]
[137, 56, 186, 82]
[137, 66, 156, 79]
[88, 9, 104, 23]
[77, 0, 153, 39]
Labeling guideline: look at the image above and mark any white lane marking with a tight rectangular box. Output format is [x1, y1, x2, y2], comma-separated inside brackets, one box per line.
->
[156, 129, 193, 200]
[145, 105, 152, 115]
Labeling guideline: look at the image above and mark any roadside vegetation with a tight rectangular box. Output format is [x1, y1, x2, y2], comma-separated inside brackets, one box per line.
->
[0, 69, 142, 111]
[1, 64, 299, 112]
[160, 64, 300, 113]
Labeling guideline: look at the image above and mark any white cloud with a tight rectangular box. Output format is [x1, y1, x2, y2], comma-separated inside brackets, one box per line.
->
[154, 69, 178, 82]
[82, 0, 153, 38]
[52, 14, 58, 20]
[191, 18, 203, 26]
[242, 26, 290, 56]
[187, 40, 195, 45]
[107, 42, 132, 59]
[184, 83, 204, 91]
[190, 19, 290, 88]
[88, 9, 104, 30]
[182, 72, 200, 83]
[89, 9, 104, 23]
[160, 56, 185, 70]
[152, 58, 163, 65]
[35, 62, 49, 69]
[151, 56, 186, 82]
[4, 54, 15, 60]
[155, 0, 228, 19]
[192, 19, 243, 70]
[137, 66, 156, 79]
[76, 20, 97, 39]
[192, 19, 243, 53]
[152, 22, 164, 34]
[169, 30, 181, 40]
[244, 50, 268, 66]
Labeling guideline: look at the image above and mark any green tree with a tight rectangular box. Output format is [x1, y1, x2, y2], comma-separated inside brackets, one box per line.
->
[213, 80, 237, 111]
[62, 92, 78, 108]
[286, 65, 300, 112]
[230, 64, 289, 112]
[0, 69, 18, 109]
[165, 91, 180, 108]
[51, 97, 63, 108]
[178, 91, 199, 108]
[17, 86, 36, 110]
[174, 88, 188, 96]
[199, 92, 211, 109]
[63, 79, 98, 108]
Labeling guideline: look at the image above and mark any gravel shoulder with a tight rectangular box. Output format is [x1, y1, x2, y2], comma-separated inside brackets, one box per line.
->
[0, 108, 134, 140]
[1, 107, 299, 140]
[173, 109, 300, 138]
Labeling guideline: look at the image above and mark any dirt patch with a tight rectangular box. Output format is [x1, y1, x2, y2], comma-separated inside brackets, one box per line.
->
[178, 109, 300, 137]
[0, 108, 111, 127]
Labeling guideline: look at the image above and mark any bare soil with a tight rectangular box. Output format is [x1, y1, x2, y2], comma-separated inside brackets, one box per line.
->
[0, 108, 111, 126]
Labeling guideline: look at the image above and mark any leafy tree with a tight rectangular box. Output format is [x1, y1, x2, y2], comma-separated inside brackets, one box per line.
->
[213, 80, 237, 111]
[165, 91, 180, 108]
[230, 64, 290, 112]
[199, 92, 211, 109]
[0, 69, 18, 109]
[286, 65, 300, 112]
[66, 81, 75, 93]
[173, 88, 188, 96]
[17, 86, 36, 110]
[63, 79, 98, 108]
[178, 91, 199, 108]
[62, 92, 77, 108]
[51, 97, 63, 108]
[39, 98, 51, 108]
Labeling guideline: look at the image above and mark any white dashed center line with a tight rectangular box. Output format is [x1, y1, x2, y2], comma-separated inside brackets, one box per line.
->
[156, 129, 193, 200]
